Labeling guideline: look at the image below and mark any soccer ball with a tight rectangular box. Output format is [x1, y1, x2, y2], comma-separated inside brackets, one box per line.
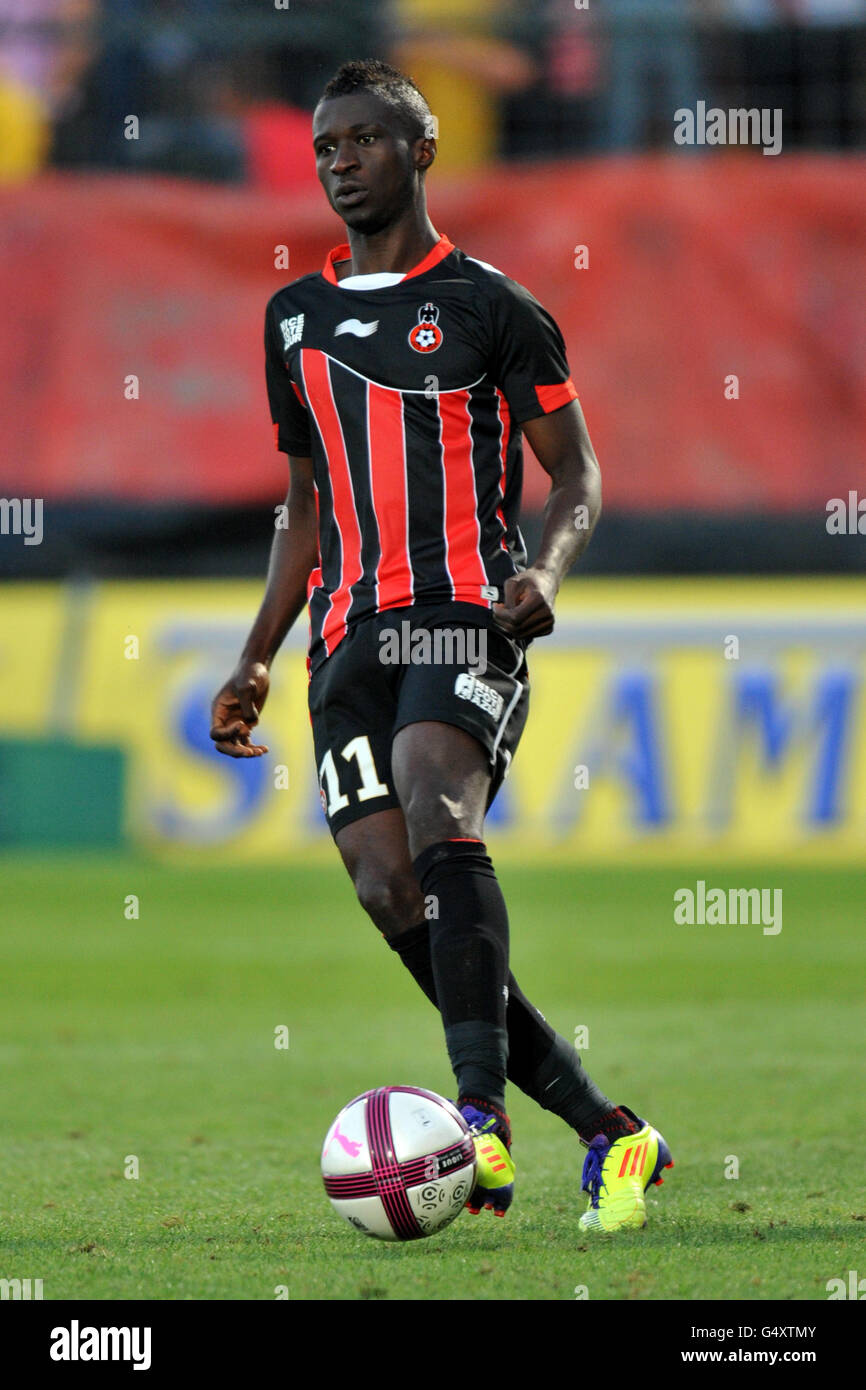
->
[321, 1086, 477, 1241]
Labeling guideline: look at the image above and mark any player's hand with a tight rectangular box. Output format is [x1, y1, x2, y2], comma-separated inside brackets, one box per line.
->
[210, 661, 271, 757]
[493, 569, 557, 640]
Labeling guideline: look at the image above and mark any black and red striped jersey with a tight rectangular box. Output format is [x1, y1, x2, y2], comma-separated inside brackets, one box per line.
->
[265, 232, 578, 674]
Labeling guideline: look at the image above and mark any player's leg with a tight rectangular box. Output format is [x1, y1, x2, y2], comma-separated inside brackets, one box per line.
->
[333, 807, 428, 944]
[334, 804, 628, 1140]
[386, 720, 514, 1212]
[389, 718, 510, 1110]
[388, 618, 636, 1140]
[311, 615, 670, 1225]
[387, 618, 672, 1223]
[331, 790, 673, 1225]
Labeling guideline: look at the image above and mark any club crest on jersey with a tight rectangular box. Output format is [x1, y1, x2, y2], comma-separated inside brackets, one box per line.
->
[408, 302, 443, 353]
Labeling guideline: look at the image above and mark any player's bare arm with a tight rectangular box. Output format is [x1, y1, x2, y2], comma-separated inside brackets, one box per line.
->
[493, 399, 602, 641]
[210, 455, 318, 758]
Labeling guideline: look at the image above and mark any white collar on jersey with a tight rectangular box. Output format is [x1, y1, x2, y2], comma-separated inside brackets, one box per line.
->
[337, 271, 406, 291]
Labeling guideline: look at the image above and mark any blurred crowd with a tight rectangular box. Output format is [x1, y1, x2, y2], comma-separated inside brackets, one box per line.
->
[1, 0, 865, 185]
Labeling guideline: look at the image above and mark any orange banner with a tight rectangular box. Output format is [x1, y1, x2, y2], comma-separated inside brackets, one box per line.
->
[1, 158, 864, 511]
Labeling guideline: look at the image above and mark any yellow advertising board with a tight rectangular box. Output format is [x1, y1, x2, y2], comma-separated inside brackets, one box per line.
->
[4, 578, 866, 861]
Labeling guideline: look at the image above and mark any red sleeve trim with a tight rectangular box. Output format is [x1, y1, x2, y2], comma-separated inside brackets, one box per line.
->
[273, 421, 280, 449]
[292, 381, 307, 408]
[535, 378, 578, 412]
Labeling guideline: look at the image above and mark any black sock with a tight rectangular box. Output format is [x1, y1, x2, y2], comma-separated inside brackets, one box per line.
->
[528, 1034, 631, 1143]
[389, 919, 617, 1141]
[388, 921, 439, 1006]
[577, 1104, 641, 1144]
[412, 839, 509, 1111]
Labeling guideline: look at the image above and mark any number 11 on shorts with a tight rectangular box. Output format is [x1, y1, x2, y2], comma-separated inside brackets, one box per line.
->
[319, 735, 389, 815]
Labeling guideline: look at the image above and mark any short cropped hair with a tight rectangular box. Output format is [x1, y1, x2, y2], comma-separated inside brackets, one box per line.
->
[318, 60, 433, 144]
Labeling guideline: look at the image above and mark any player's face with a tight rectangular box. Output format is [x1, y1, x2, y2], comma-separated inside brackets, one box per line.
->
[313, 93, 420, 234]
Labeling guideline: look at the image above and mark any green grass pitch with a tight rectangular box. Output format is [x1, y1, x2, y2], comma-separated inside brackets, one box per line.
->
[1, 854, 862, 1301]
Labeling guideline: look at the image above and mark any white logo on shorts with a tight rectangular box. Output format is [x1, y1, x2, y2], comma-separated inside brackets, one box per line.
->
[454, 672, 503, 720]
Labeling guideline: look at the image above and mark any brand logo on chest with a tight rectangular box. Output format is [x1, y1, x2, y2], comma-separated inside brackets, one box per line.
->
[334, 318, 379, 339]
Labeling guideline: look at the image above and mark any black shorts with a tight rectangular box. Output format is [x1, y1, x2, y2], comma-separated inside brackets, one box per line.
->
[308, 604, 530, 839]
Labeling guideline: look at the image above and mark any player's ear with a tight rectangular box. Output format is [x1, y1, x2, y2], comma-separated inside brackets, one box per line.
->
[414, 131, 436, 173]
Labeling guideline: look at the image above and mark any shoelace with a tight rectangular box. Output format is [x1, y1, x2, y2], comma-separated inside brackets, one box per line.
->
[580, 1135, 610, 1208]
[460, 1105, 499, 1137]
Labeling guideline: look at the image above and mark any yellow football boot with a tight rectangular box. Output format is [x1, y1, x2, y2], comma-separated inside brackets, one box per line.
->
[460, 1102, 515, 1217]
[578, 1106, 673, 1233]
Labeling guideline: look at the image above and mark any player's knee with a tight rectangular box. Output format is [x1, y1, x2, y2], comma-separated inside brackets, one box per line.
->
[354, 865, 424, 936]
[401, 789, 478, 849]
